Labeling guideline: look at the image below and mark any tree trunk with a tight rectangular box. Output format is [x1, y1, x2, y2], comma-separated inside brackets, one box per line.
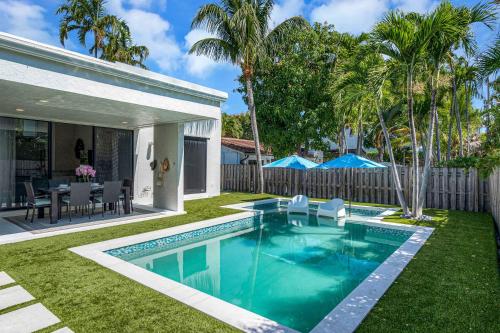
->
[245, 75, 264, 194]
[465, 82, 471, 156]
[377, 142, 384, 162]
[339, 125, 345, 156]
[454, 81, 464, 158]
[416, 81, 437, 217]
[446, 103, 454, 161]
[377, 104, 410, 216]
[94, 33, 98, 58]
[356, 109, 363, 155]
[407, 71, 419, 217]
[447, 74, 456, 161]
[434, 107, 441, 162]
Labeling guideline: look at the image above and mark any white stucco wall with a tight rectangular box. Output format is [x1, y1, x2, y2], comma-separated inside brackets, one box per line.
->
[134, 118, 221, 205]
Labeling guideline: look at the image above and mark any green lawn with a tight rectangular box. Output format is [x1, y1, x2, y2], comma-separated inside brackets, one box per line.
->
[0, 193, 498, 332]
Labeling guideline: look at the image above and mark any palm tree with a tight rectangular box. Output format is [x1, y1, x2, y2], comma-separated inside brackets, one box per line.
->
[189, 0, 308, 193]
[101, 19, 149, 68]
[372, 11, 439, 217]
[57, 0, 121, 58]
[477, 36, 500, 78]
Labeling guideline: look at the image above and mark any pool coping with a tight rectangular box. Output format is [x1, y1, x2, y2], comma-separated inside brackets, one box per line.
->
[69, 198, 433, 333]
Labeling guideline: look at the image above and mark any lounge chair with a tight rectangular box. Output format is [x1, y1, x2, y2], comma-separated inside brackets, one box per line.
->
[317, 198, 346, 219]
[287, 195, 309, 215]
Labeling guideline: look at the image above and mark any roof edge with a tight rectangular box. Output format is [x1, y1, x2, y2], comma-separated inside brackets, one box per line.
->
[0, 32, 228, 102]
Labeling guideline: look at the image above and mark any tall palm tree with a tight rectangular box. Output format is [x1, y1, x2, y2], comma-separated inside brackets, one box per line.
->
[189, 0, 308, 193]
[372, 11, 439, 217]
[101, 19, 149, 68]
[57, 0, 120, 58]
[477, 36, 500, 78]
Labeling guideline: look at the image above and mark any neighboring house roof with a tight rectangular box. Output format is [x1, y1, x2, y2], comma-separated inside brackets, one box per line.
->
[221, 137, 272, 155]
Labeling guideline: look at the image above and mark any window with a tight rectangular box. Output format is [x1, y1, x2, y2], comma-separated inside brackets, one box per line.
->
[0, 117, 49, 210]
[184, 137, 207, 194]
[93, 127, 134, 183]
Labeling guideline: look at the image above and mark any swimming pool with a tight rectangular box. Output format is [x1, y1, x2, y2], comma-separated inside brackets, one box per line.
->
[71, 199, 433, 333]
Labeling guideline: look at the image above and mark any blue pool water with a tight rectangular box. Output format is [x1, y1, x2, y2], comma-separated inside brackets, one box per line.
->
[108, 207, 411, 332]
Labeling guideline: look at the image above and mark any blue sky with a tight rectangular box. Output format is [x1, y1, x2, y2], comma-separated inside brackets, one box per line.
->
[0, 0, 497, 113]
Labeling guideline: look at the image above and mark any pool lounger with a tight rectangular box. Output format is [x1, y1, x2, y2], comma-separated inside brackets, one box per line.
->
[317, 198, 346, 218]
[287, 195, 309, 215]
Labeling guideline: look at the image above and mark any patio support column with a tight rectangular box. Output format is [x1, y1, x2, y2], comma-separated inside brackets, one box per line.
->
[153, 123, 184, 212]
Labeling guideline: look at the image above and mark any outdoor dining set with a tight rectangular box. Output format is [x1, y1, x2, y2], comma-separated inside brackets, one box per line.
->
[23, 179, 134, 224]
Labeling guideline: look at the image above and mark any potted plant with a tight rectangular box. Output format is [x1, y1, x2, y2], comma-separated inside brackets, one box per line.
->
[75, 165, 96, 182]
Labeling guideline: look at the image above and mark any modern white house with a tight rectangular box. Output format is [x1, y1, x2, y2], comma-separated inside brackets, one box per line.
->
[0, 32, 226, 215]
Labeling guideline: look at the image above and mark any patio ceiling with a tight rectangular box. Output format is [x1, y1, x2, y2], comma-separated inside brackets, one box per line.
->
[0, 80, 209, 129]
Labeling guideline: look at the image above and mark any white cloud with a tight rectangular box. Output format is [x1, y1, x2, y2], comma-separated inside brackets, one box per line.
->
[270, 0, 305, 28]
[183, 29, 231, 78]
[310, 0, 387, 34]
[309, 0, 439, 34]
[108, 0, 181, 72]
[392, 0, 438, 14]
[0, 0, 56, 45]
[125, 0, 167, 11]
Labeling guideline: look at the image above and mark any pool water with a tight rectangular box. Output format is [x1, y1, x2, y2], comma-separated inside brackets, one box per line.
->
[109, 210, 411, 332]
[250, 201, 387, 218]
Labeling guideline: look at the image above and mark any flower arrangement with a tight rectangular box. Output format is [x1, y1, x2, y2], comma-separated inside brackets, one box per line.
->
[75, 165, 96, 182]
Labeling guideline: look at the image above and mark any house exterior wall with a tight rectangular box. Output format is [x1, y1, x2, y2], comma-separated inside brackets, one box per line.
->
[134, 119, 221, 205]
[221, 146, 244, 165]
[0, 32, 226, 212]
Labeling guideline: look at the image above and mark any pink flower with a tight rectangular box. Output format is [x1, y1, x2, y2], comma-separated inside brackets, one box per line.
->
[75, 165, 96, 179]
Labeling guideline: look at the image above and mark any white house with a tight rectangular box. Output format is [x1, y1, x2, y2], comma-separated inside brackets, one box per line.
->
[0, 32, 226, 214]
[221, 137, 274, 165]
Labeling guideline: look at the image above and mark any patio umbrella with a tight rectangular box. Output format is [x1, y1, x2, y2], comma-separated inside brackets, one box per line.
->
[263, 155, 318, 169]
[315, 153, 386, 216]
[264, 155, 318, 195]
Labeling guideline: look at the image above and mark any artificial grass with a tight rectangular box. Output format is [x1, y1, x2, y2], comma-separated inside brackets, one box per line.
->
[0, 193, 498, 332]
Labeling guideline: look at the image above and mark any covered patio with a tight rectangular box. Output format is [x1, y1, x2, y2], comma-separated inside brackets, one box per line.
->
[0, 32, 226, 234]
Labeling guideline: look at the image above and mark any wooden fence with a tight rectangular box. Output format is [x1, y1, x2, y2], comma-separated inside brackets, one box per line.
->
[221, 164, 491, 212]
[488, 168, 500, 229]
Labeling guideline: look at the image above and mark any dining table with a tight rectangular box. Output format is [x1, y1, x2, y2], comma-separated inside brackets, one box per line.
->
[39, 183, 131, 224]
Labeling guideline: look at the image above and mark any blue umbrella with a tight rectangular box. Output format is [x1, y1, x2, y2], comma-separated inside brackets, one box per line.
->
[315, 154, 386, 215]
[264, 155, 318, 170]
[315, 153, 386, 169]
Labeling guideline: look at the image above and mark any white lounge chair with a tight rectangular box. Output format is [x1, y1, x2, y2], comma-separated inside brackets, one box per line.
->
[317, 198, 346, 219]
[287, 195, 309, 215]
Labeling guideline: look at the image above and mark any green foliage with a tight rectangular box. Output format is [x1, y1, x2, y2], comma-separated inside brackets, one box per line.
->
[436, 156, 480, 168]
[56, 0, 148, 67]
[221, 113, 253, 139]
[476, 151, 500, 178]
[249, 24, 339, 157]
[436, 153, 500, 178]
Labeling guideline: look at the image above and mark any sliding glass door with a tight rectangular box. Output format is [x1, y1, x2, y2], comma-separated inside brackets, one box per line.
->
[0, 117, 49, 209]
[94, 127, 134, 183]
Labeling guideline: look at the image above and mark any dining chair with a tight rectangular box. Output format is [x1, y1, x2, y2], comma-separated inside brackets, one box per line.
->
[94, 181, 123, 217]
[121, 178, 134, 212]
[63, 182, 92, 221]
[24, 182, 51, 223]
